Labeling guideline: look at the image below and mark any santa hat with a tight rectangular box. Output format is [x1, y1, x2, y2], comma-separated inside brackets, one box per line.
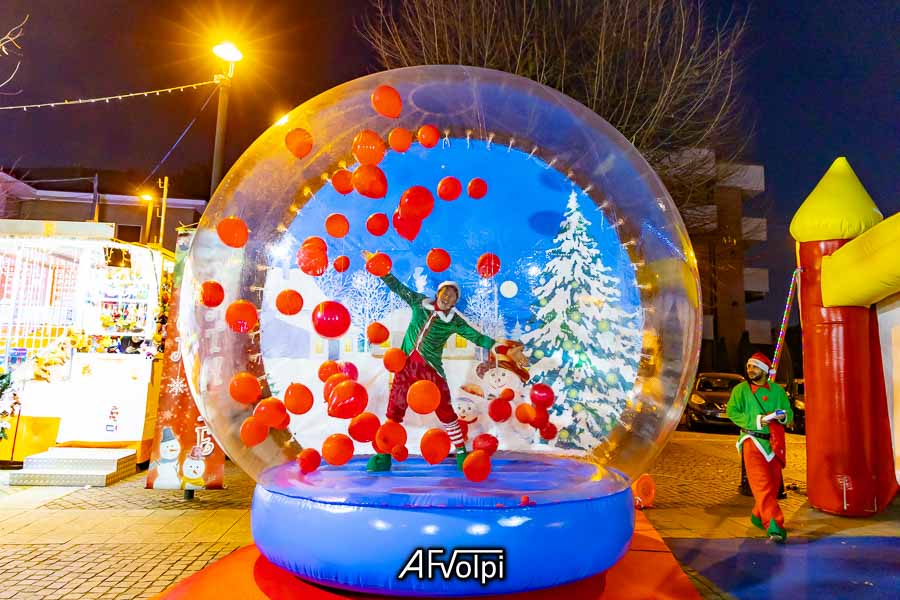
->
[437, 281, 460, 294]
[161, 427, 176, 444]
[747, 353, 772, 373]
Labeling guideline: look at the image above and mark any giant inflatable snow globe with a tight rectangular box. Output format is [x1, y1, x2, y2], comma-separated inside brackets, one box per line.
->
[180, 65, 701, 597]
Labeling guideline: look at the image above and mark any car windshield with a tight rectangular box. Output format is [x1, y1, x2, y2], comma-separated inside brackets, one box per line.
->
[696, 376, 742, 392]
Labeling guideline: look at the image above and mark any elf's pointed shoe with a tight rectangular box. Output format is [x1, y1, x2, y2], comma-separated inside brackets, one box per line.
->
[767, 519, 787, 544]
[456, 449, 468, 471]
[750, 514, 764, 531]
[366, 453, 392, 473]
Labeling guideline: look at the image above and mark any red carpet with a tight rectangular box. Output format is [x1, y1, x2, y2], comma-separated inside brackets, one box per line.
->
[156, 512, 699, 599]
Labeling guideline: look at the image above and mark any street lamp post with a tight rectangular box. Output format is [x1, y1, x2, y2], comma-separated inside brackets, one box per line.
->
[140, 193, 154, 244]
[156, 176, 169, 248]
[210, 42, 243, 198]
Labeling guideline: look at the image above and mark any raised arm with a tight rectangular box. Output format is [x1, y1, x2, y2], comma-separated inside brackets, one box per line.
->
[454, 316, 496, 351]
[381, 273, 422, 307]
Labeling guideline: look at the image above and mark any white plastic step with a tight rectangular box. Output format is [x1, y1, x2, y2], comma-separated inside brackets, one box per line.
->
[8, 469, 122, 487]
[11, 448, 137, 487]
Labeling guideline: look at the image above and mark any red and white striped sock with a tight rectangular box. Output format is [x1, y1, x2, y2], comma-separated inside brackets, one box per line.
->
[444, 421, 466, 451]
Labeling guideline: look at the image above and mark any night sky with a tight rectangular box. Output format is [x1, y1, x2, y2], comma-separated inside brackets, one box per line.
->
[1, 0, 897, 323]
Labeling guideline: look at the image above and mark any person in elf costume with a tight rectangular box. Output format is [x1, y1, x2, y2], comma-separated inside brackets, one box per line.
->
[726, 352, 793, 543]
[365, 259, 528, 472]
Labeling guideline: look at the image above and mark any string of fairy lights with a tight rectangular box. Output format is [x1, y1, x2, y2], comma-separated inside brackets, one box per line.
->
[0, 79, 219, 111]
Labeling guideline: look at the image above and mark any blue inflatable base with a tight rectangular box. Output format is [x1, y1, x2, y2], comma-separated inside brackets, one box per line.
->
[251, 452, 635, 597]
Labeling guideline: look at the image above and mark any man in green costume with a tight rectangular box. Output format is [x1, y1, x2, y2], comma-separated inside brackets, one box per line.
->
[726, 352, 793, 543]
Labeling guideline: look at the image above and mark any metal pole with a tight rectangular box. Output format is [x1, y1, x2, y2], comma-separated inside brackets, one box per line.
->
[91, 173, 100, 222]
[209, 78, 230, 198]
[142, 197, 154, 245]
[158, 176, 169, 249]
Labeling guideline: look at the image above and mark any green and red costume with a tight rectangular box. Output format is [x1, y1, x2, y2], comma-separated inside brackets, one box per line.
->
[726, 355, 793, 541]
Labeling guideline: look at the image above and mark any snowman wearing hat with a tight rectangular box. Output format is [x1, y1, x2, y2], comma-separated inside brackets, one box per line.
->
[152, 427, 182, 489]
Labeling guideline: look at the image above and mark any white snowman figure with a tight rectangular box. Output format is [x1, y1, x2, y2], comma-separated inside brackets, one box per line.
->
[153, 427, 182, 489]
[453, 395, 488, 443]
[180, 446, 207, 490]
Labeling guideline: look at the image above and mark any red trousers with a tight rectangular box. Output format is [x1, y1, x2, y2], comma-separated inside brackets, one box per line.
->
[387, 351, 456, 424]
[743, 439, 785, 528]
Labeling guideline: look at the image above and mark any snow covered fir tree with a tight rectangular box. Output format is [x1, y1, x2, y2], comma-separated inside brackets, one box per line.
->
[521, 190, 643, 451]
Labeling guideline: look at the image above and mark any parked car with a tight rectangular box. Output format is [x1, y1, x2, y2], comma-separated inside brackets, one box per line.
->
[681, 372, 744, 430]
[788, 378, 806, 434]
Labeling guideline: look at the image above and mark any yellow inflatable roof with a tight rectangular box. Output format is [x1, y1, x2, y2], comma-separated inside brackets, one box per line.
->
[790, 157, 883, 242]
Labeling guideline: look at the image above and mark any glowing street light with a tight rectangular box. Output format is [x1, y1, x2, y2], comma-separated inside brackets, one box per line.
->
[139, 192, 155, 244]
[212, 41, 243, 64]
[210, 40, 243, 197]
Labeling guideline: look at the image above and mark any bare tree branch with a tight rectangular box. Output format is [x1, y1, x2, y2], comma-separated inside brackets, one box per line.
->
[1, 14, 27, 95]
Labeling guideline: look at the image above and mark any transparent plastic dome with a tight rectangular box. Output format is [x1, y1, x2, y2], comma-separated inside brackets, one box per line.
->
[180, 65, 701, 483]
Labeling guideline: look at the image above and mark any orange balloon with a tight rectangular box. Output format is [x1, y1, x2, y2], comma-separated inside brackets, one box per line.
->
[331, 169, 353, 194]
[217, 216, 249, 248]
[437, 176, 462, 201]
[275, 289, 303, 315]
[273, 411, 291, 430]
[352, 164, 388, 199]
[498, 388, 516, 402]
[366, 213, 390, 236]
[302, 236, 327, 253]
[376, 420, 407, 452]
[426, 248, 451, 272]
[333, 255, 350, 272]
[284, 383, 314, 415]
[407, 380, 441, 414]
[229, 372, 261, 404]
[323, 372, 350, 403]
[318, 360, 342, 382]
[417, 124, 440, 148]
[297, 448, 321, 474]
[366, 252, 392, 277]
[383, 348, 407, 373]
[240, 416, 268, 447]
[225, 300, 258, 333]
[325, 213, 350, 238]
[463, 450, 492, 482]
[285, 128, 313, 159]
[352, 130, 387, 165]
[391, 445, 409, 462]
[632, 474, 657, 508]
[388, 127, 413, 152]
[371, 85, 402, 118]
[348, 412, 380, 443]
[322, 434, 354, 466]
[468, 177, 488, 199]
[366, 322, 390, 344]
[420, 428, 451, 464]
[253, 398, 287, 428]
[515, 403, 537, 424]
[200, 280, 224, 307]
[327, 380, 369, 419]
[477, 253, 501, 278]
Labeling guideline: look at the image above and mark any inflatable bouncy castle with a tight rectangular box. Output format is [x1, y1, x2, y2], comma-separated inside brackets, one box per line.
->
[178, 66, 701, 596]
[791, 157, 900, 516]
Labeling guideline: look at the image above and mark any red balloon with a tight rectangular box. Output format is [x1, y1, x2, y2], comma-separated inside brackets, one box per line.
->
[420, 428, 451, 464]
[437, 176, 462, 201]
[463, 450, 492, 482]
[275, 289, 303, 315]
[477, 253, 501, 278]
[349, 412, 380, 443]
[417, 124, 440, 148]
[331, 169, 353, 195]
[366, 213, 390, 236]
[240, 416, 268, 447]
[217, 216, 249, 248]
[530, 407, 550, 429]
[200, 281, 224, 307]
[366, 322, 390, 344]
[392, 209, 422, 242]
[297, 448, 321, 474]
[468, 178, 488, 199]
[407, 380, 441, 414]
[352, 165, 388, 199]
[488, 398, 512, 422]
[325, 214, 350, 238]
[328, 380, 369, 419]
[391, 445, 409, 462]
[312, 301, 351, 338]
[366, 252, 392, 277]
[297, 249, 328, 277]
[323, 373, 350, 402]
[426, 248, 451, 272]
[352, 130, 387, 165]
[333, 255, 350, 272]
[383, 348, 407, 373]
[225, 300, 258, 333]
[388, 127, 413, 152]
[284, 383, 314, 415]
[530, 383, 555, 409]
[318, 360, 342, 382]
[285, 128, 313, 159]
[399, 186, 435, 220]
[540, 422, 558, 440]
[322, 434, 354, 466]
[473, 433, 499, 456]
[339, 361, 359, 381]
[254, 398, 287, 428]
[371, 85, 403, 118]
[302, 236, 327, 253]
[229, 372, 261, 404]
